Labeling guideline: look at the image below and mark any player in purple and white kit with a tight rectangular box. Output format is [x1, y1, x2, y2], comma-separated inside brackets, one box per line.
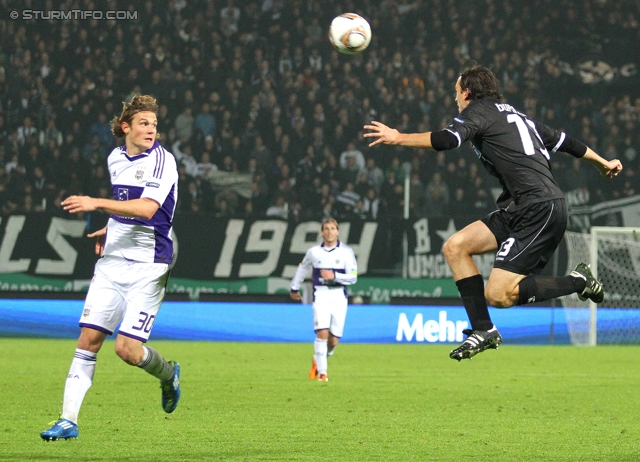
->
[290, 218, 358, 382]
[41, 95, 180, 441]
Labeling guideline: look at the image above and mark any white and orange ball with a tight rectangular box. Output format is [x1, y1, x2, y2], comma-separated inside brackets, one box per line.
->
[328, 13, 372, 55]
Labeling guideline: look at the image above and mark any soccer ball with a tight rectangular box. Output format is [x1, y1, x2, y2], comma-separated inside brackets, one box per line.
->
[328, 13, 371, 55]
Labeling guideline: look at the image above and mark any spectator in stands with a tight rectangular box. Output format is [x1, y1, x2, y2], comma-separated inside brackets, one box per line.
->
[339, 141, 365, 172]
[178, 144, 198, 178]
[249, 135, 274, 178]
[219, 154, 237, 173]
[558, 157, 591, 197]
[354, 171, 371, 198]
[470, 176, 494, 216]
[350, 199, 368, 220]
[39, 118, 64, 147]
[295, 176, 321, 218]
[408, 172, 425, 218]
[386, 156, 405, 183]
[321, 196, 337, 219]
[0, 115, 8, 142]
[425, 183, 448, 218]
[424, 171, 450, 210]
[363, 187, 380, 220]
[266, 195, 289, 219]
[82, 135, 103, 162]
[194, 102, 216, 139]
[451, 187, 475, 218]
[251, 170, 270, 215]
[225, 135, 247, 171]
[195, 152, 218, 180]
[337, 181, 361, 218]
[215, 186, 239, 216]
[363, 157, 385, 192]
[174, 106, 194, 141]
[182, 180, 201, 213]
[21, 190, 43, 213]
[17, 116, 38, 145]
[90, 113, 114, 150]
[84, 164, 110, 199]
[339, 154, 361, 186]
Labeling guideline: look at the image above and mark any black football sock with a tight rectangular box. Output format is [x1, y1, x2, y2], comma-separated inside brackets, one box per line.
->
[456, 274, 493, 331]
[517, 275, 585, 305]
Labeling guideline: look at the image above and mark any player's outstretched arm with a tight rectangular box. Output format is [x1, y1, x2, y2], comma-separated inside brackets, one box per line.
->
[582, 148, 623, 179]
[364, 121, 433, 149]
[62, 196, 160, 219]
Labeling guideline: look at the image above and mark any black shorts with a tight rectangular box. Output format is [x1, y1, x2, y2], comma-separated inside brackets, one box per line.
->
[481, 198, 567, 275]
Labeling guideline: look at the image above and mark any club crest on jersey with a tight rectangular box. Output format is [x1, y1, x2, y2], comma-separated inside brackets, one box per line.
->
[83, 307, 90, 317]
[118, 188, 129, 201]
[135, 167, 146, 181]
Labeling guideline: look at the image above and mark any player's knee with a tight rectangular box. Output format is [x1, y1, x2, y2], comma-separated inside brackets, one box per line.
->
[485, 286, 516, 309]
[114, 343, 141, 365]
[442, 235, 464, 261]
[77, 328, 106, 353]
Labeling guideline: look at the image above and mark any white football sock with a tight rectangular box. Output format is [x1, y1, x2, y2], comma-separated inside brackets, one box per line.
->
[61, 349, 97, 424]
[314, 338, 328, 375]
[137, 346, 173, 382]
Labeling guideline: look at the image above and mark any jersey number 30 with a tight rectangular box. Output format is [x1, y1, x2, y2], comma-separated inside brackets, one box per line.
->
[507, 114, 550, 160]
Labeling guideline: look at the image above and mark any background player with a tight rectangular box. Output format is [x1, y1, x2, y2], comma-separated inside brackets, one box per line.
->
[41, 95, 181, 440]
[290, 218, 358, 381]
[364, 65, 622, 361]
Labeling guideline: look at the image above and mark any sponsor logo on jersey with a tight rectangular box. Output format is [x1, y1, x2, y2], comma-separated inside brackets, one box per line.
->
[117, 188, 129, 201]
[146, 182, 160, 188]
[82, 307, 90, 317]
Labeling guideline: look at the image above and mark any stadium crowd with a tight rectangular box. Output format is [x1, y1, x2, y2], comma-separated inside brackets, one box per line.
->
[0, 0, 638, 224]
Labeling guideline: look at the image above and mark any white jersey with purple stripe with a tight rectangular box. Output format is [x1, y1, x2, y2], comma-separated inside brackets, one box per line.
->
[290, 240, 358, 299]
[103, 140, 178, 264]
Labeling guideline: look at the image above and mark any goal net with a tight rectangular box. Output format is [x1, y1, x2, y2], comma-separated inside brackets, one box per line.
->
[563, 227, 640, 345]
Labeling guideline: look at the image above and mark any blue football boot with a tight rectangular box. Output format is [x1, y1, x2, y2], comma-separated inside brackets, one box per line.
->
[41, 418, 79, 441]
[161, 361, 181, 413]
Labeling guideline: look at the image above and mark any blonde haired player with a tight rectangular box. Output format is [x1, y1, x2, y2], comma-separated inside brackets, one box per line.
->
[290, 218, 358, 382]
[41, 95, 180, 440]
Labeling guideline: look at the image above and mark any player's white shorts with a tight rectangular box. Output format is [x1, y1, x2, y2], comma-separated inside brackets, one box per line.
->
[312, 287, 348, 338]
[79, 256, 170, 343]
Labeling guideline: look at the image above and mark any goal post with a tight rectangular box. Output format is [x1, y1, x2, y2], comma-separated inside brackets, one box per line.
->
[564, 227, 640, 346]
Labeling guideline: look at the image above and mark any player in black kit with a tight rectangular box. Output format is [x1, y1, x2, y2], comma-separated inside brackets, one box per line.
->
[364, 65, 623, 361]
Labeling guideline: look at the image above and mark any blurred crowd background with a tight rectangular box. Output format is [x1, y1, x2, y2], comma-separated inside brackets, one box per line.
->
[0, 0, 638, 225]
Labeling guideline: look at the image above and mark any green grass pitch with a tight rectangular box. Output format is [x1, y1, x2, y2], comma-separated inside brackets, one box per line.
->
[1, 339, 639, 461]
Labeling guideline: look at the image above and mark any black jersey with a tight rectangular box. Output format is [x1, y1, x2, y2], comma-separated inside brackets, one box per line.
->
[444, 97, 566, 211]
